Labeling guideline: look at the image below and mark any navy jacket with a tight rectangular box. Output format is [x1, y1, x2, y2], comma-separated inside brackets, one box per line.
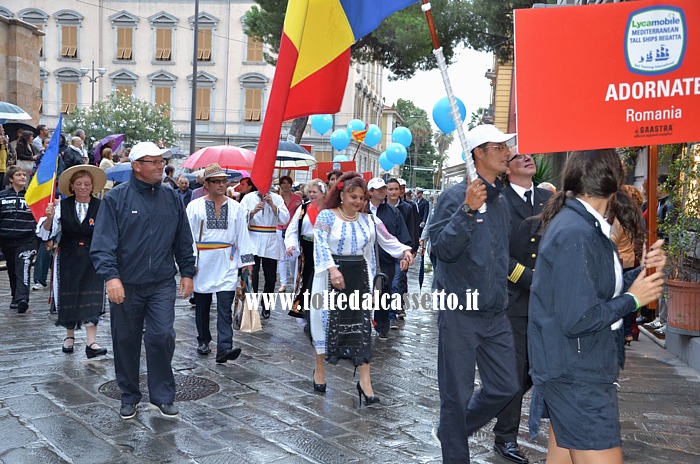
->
[528, 198, 641, 385]
[371, 201, 411, 272]
[90, 174, 196, 285]
[429, 177, 510, 314]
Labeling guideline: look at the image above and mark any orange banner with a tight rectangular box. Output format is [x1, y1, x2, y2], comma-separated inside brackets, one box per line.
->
[514, 0, 700, 153]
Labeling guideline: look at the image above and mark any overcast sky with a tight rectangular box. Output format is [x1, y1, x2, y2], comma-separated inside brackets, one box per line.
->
[383, 47, 494, 167]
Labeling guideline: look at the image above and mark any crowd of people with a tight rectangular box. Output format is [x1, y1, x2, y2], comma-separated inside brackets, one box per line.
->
[0, 122, 670, 464]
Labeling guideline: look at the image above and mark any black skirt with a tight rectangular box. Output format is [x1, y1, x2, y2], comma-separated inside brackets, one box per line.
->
[325, 254, 372, 367]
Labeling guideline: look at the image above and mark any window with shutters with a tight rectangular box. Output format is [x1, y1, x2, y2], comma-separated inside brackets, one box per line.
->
[116, 28, 133, 60]
[197, 29, 212, 62]
[60, 83, 77, 114]
[155, 28, 172, 61]
[244, 89, 262, 121]
[196, 88, 211, 120]
[246, 37, 263, 62]
[61, 25, 78, 58]
[315, 151, 332, 163]
[155, 86, 172, 118]
[116, 85, 133, 96]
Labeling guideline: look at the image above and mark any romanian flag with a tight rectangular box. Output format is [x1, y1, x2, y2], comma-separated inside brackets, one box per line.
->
[26, 114, 62, 222]
[251, 0, 419, 193]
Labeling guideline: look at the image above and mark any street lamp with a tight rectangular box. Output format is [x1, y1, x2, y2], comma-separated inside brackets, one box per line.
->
[79, 60, 106, 106]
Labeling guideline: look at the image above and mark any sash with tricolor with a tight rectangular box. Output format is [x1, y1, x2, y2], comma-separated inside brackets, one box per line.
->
[248, 225, 277, 233]
[196, 241, 234, 260]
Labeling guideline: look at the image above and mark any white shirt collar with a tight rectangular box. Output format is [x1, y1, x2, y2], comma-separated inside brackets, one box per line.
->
[510, 182, 534, 204]
[576, 198, 612, 238]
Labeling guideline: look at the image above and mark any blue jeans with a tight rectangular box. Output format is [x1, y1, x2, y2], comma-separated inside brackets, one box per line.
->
[34, 239, 52, 286]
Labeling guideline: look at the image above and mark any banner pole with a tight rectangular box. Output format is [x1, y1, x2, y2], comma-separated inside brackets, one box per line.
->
[419, 0, 483, 212]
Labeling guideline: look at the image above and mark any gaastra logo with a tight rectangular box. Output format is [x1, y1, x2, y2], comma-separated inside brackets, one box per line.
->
[625, 6, 686, 75]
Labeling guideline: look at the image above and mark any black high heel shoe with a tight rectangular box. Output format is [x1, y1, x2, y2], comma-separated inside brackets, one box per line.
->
[86, 342, 108, 359]
[356, 382, 380, 406]
[62, 336, 75, 353]
[312, 370, 326, 393]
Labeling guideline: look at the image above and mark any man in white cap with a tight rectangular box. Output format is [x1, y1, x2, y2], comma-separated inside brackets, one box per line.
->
[366, 177, 411, 338]
[186, 163, 255, 363]
[91, 141, 196, 420]
[429, 124, 519, 463]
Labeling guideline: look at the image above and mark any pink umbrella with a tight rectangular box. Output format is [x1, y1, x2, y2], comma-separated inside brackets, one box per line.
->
[94, 134, 124, 164]
[182, 145, 255, 170]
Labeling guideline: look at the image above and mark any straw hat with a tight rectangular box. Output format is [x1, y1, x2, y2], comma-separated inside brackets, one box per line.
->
[58, 165, 107, 197]
[203, 163, 228, 180]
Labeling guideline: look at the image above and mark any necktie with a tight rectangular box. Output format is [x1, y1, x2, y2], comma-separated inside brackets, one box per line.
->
[524, 190, 533, 215]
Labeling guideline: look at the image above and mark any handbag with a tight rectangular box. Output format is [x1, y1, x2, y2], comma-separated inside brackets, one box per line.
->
[238, 270, 262, 333]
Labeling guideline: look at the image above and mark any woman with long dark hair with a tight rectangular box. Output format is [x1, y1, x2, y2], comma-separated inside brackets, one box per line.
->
[528, 149, 667, 463]
[309, 172, 413, 402]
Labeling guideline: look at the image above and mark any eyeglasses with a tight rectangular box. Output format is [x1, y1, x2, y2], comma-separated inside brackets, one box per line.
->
[137, 159, 165, 166]
[508, 153, 533, 163]
[206, 179, 227, 185]
[482, 143, 509, 152]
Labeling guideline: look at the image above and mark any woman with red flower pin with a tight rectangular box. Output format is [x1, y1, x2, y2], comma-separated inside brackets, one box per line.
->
[38, 165, 109, 358]
[309, 172, 413, 403]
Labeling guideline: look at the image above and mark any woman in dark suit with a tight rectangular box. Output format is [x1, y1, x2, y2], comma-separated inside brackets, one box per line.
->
[528, 149, 667, 464]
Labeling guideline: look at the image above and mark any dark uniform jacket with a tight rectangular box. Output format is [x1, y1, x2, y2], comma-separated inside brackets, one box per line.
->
[503, 185, 553, 318]
[0, 188, 36, 245]
[90, 174, 196, 285]
[393, 199, 419, 253]
[528, 198, 640, 385]
[371, 201, 411, 272]
[416, 197, 430, 225]
[429, 176, 510, 315]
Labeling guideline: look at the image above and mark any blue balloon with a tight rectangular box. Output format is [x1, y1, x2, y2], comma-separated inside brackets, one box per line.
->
[363, 124, 382, 148]
[461, 152, 466, 161]
[333, 155, 348, 162]
[392, 126, 412, 148]
[330, 129, 351, 151]
[347, 119, 366, 134]
[311, 114, 333, 135]
[379, 152, 394, 171]
[432, 97, 467, 134]
[386, 143, 408, 165]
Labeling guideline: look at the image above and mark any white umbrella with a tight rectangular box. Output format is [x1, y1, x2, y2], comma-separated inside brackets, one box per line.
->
[0, 102, 32, 120]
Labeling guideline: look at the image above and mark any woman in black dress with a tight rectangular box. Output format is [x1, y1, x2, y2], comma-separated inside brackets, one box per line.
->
[38, 165, 108, 358]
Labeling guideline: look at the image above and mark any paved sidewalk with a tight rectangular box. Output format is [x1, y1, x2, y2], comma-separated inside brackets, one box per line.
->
[0, 262, 699, 463]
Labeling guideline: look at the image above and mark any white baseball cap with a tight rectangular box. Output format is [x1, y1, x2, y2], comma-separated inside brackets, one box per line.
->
[367, 178, 387, 190]
[397, 178, 407, 186]
[129, 141, 172, 162]
[466, 124, 516, 154]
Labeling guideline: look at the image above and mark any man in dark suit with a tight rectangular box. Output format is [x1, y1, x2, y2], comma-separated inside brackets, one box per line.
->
[387, 178, 417, 324]
[415, 188, 430, 231]
[367, 178, 411, 338]
[492, 147, 553, 464]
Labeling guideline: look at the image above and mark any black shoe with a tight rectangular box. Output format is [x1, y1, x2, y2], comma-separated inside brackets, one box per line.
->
[377, 331, 388, 340]
[313, 370, 326, 393]
[261, 308, 271, 319]
[189, 296, 196, 306]
[398, 310, 406, 320]
[151, 402, 178, 417]
[216, 347, 242, 363]
[197, 343, 211, 355]
[86, 342, 108, 359]
[356, 382, 380, 406]
[62, 336, 75, 354]
[10, 303, 18, 310]
[17, 300, 28, 314]
[120, 403, 138, 420]
[494, 442, 529, 464]
[390, 319, 399, 330]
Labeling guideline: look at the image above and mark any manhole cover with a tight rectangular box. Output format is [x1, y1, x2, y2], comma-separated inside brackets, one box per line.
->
[99, 374, 219, 401]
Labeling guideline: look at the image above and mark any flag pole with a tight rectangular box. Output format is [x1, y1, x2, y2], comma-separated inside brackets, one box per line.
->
[419, 0, 483, 212]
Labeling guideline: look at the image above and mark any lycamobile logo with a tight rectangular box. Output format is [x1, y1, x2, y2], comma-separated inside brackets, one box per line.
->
[631, 16, 681, 28]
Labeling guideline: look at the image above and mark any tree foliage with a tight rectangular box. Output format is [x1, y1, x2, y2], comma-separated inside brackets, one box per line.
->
[64, 92, 178, 148]
[244, 0, 534, 80]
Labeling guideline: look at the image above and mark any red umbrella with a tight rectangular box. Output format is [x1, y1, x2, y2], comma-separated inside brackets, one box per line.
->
[182, 145, 255, 170]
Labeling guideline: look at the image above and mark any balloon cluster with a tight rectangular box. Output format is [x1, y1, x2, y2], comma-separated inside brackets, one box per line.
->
[379, 126, 412, 172]
[314, 116, 384, 154]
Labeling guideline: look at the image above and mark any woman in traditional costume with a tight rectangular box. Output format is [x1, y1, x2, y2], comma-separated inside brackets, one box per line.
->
[310, 172, 413, 403]
[38, 165, 108, 358]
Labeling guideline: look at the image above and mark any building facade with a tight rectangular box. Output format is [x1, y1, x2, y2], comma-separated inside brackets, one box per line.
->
[0, 0, 385, 175]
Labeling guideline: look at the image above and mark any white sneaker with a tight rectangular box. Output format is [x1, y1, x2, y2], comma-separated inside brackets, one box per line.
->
[644, 318, 663, 329]
[32, 283, 46, 291]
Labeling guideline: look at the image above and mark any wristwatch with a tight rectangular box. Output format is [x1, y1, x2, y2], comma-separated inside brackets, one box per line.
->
[461, 204, 478, 215]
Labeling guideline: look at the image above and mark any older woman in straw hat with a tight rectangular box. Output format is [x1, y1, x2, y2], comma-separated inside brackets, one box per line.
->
[37, 165, 109, 358]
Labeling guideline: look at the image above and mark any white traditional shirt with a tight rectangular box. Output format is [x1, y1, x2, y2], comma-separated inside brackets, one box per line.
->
[186, 197, 255, 293]
[36, 200, 89, 240]
[240, 191, 289, 260]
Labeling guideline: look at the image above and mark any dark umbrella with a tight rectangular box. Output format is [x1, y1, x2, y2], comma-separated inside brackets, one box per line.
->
[418, 256, 425, 291]
[105, 162, 132, 182]
[3, 122, 37, 142]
